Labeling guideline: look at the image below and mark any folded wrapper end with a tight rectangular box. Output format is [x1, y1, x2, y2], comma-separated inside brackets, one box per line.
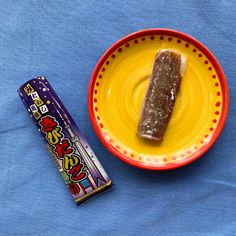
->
[76, 181, 113, 206]
[18, 76, 112, 205]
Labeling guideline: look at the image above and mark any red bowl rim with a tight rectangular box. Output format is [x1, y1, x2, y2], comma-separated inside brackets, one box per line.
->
[88, 28, 229, 171]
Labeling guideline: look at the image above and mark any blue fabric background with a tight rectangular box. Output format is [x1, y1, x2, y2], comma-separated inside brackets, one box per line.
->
[0, 1, 235, 235]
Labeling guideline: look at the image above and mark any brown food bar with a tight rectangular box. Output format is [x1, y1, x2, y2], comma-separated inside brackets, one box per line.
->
[138, 50, 186, 141]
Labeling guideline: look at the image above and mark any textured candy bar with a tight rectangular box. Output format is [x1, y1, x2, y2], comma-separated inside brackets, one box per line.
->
[138, 50, 186, 141]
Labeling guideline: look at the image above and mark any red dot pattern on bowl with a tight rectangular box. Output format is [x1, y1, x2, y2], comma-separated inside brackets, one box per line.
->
[185, 43, 189, 47]
[92, 35, 222, 165]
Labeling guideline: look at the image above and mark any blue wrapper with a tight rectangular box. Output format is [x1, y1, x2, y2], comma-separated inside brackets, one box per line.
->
[18, 77, 112, 204]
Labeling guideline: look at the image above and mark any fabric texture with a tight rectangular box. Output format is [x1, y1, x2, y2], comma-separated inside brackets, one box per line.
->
[0, 1, 235, 235]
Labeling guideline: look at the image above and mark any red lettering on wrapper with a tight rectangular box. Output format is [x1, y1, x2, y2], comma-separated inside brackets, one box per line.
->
[54, 139, 74, 158]
[39, 116, 63, 145]
[68, 163, 87, 182]
[39, 116, 57, 132]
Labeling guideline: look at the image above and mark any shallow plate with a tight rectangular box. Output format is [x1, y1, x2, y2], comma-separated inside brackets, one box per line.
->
[88, 29, 229, 170]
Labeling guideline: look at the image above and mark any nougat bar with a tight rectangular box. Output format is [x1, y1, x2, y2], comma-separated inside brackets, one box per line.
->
[138, 50, 186, 141]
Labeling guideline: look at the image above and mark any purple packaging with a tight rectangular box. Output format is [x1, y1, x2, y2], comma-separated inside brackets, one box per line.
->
[18, 77, 112, 204]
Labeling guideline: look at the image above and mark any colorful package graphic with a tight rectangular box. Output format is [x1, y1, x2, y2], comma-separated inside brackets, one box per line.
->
[18, 77, 112, 204]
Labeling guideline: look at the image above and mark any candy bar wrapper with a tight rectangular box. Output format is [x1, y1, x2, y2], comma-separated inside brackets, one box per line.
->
[18, 77, 112, 204]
